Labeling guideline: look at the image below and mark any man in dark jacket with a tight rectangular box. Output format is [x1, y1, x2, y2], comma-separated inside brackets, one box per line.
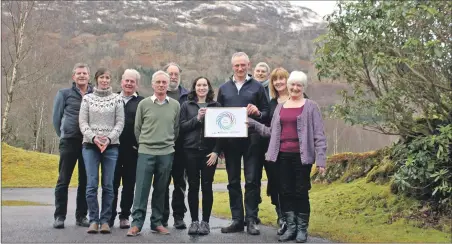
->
[52, 63, 93, 229]
[109, 69, 144, 229]
[162, 62, 189, 229]
[217, 52, 269, 235]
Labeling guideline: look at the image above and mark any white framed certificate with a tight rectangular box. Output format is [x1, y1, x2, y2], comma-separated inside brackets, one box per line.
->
[204, 107, 248, 138]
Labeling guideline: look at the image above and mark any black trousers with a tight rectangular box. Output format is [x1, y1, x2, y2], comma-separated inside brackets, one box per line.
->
[111, 145, 138, 221]
[163, 148, 187, 221]
[278, 152, 312, 214]
[257, 138, 281, 207]
[223, 134, 264, 223]
[54, 138, 88, 220]
[185, 149, 217, 222]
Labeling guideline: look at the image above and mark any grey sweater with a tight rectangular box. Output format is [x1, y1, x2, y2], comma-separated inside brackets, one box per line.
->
[79, 87, 125, 145]
[248, 99, 327, 167]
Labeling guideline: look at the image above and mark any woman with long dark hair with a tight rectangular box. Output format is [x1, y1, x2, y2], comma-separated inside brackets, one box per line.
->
[179, 76, 222, 235]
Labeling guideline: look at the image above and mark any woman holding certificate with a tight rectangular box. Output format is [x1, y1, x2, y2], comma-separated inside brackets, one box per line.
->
[248, 71, 327, 243]
[179, 76, 222, 236]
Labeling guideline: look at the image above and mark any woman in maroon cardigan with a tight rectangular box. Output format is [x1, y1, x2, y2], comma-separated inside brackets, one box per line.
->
[248, 71, 327, 243]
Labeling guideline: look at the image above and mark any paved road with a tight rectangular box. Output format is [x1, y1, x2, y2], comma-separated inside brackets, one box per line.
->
[1, 187, 330, 243]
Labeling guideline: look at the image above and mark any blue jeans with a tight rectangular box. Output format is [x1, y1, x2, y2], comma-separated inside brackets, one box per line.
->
[82, 144, 118, 224]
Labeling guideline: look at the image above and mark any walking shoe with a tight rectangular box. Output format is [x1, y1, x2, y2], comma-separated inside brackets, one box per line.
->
[126, 226, 140, 237]
[76, 217, 90, 227]
[108, 219, 115, 228]
[174, 217, 186, 229]
[100, 223, 111, 234]
[188, 221, 199, 235]
[198, 221, 210, 235]
[87, 223, 99, 234]
[221, 220, 244, 233]
[53, 217, 65, 229]
[246, 219, 260, 235]
[119, 219, 130, 229]
[151, 225, 170, 235]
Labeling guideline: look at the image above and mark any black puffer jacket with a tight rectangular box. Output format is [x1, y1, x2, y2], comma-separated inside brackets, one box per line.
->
[179, 99, 222, 153]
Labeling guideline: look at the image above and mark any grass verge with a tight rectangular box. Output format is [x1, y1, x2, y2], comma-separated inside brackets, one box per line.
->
[2, 200, 50, 206]
[1, 143, 266, 187]
[211, 179, 451, 243]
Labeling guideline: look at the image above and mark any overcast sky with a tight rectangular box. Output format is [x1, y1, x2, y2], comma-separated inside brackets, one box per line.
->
[290, 1, 338, 17]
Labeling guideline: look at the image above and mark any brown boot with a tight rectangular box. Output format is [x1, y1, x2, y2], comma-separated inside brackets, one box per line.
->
[126, 226, 140, 237]
[100, 223, 111, 234]
[87, 223, 99, 234]
[151, 225, 170, 235]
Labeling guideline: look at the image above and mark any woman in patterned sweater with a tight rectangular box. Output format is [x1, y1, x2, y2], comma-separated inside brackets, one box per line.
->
[79, 68, 125, 234]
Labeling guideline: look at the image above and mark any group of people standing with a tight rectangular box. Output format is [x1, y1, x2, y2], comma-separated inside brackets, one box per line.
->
[51, 51, 327, 243]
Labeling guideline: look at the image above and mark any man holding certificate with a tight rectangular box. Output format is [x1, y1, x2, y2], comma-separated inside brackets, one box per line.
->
[216, 52, 269, 235]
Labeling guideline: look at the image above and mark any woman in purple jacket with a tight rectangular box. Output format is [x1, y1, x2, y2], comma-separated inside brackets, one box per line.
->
[248, 71, 327, 243]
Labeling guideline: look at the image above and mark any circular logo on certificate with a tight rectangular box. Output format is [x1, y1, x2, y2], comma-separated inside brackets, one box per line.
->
[216, 111, 236, 130]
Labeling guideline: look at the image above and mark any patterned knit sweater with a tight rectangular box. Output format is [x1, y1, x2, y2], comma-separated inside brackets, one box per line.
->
[79, 87, 125, 145]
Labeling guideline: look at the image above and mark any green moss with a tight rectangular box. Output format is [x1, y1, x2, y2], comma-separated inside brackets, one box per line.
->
[212, 180, 451, 243]
[366, 157, 396, 184]
[2, 200, 50, 206]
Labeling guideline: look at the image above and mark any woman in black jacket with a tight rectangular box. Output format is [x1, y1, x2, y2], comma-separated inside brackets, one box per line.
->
[179, 76, 222, 236]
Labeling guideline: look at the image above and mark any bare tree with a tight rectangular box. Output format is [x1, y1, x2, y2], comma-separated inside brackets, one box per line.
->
[1, 1, 54, 141]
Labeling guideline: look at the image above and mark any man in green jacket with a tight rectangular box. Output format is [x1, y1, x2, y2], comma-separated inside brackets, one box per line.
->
[126, 70, 181, 236]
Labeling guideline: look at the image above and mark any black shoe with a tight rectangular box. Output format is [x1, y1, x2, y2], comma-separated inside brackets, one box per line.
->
[188, 221, 199, 235]
[221, 220, 244, 233]
[246, 219, 260, 235]
[244, 217, 261, 227]
[174, 217, 186, 229]
[108, 219, 115, 228]
[53, 217, 65, 229]
[198, 221, 210, 235]
[76, 217, 90, 227]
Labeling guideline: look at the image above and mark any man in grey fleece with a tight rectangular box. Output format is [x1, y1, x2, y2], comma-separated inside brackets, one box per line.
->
[51, 63, 93, 229]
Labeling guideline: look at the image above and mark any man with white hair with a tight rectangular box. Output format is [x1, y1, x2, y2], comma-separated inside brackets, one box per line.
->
[109, 69, 144, 229]
[127, 70, 181, 236]
[253, 62, 271, 100]
[162, 62, 189, 229]
[217, 52, 269, 235]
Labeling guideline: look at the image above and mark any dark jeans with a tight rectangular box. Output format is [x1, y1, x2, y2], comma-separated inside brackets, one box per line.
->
[131, 153, 174, 230]
[223, 134, 264, 223]
[278, 152, 312, 214]
[54, 138, 88, 220]
[82, 144, 118, 224]
[111, 146, 138, 221]
[163, 149, 187, 221]
[185, 149, 217, 222]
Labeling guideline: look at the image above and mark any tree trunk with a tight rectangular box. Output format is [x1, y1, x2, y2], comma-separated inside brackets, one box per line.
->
[1, 2, 33, 141]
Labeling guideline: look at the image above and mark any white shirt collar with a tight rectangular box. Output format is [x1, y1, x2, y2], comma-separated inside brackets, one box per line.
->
[120, 91, 138, 98]
[150, 94, 169, 104]
[233, 74, 251, 83]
